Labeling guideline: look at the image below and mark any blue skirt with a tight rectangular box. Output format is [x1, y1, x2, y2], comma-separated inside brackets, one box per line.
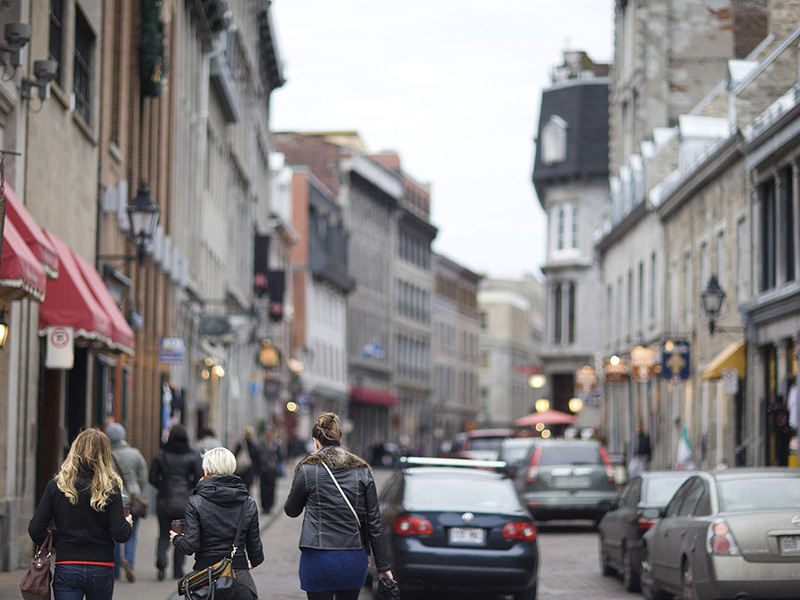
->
[299, 547, 368, 592]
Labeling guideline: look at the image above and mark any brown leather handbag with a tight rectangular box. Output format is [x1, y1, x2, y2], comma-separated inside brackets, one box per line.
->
[20, 530, 53, 600]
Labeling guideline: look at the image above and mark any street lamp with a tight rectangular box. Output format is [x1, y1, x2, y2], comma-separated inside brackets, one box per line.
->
[127, 183, 160, 265]
[700, 275, 726, 335]
[535, 398, 550, 412]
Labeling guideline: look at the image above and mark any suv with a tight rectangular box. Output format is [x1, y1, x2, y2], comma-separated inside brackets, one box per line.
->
[512, 439, 617, 524]
[448, 429, 512, 461]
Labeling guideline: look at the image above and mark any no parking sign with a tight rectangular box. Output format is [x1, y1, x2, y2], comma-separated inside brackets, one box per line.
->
[721, 367, 738, 394]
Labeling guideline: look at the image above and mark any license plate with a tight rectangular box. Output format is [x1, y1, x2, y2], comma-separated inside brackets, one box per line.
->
[780, 536, 800, 554]
[552, 476, 591, 488]
[449, 527, 485, 545]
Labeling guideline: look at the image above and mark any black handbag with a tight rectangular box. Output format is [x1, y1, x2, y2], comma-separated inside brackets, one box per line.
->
[178, 503, 249, 600]
[377, 576, 401, 600]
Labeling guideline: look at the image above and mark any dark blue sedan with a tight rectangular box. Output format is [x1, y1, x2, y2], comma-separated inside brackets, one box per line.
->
[374, 458, 539, 599]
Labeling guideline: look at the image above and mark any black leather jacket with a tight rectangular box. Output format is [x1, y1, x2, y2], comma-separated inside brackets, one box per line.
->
[173, 474, 264, 571]
[284, 446, 391, 572]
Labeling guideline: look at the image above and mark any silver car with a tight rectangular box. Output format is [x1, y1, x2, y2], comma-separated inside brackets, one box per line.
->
[641, 468, 800, 600]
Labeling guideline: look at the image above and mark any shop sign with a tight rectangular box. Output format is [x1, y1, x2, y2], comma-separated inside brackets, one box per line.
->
[159, 337, 186, 364]
[662, 339, 691, 381]
[46, 326, 74, 369]
[722, 367, 739, 394]
[604, 358, 630, 382]
[631, 346, 656, 382]
[575, 365, 598, 394]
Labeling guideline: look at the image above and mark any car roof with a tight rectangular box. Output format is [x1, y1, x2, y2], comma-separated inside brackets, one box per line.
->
[707, 467, 800, 481]
[404, 466, 506, 481]
[501, 437, 536, 447]
[533, 439, 601, 447]
[465, 428, 513, 438]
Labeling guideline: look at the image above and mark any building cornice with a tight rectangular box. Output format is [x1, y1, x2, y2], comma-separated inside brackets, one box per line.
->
[594, 199, 647, 253]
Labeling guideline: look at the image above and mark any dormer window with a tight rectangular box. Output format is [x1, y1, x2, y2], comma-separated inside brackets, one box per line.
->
[541, 115, 568, 165]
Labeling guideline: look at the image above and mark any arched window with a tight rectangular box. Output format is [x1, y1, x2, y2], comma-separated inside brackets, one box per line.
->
[541, 115, 568, 165]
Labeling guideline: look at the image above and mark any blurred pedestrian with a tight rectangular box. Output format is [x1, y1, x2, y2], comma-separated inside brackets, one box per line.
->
[171, 447, 263, 599]
[233, 425, 259, 494]
[284, 412, 393, 600]
[149, 423, 203, 581]
[29, 428, 133, 600]
[257, 426, 282, 513]
[197, 427, 222, 454]
[629, 421, 652, 477]
[106, 422, 148, 583]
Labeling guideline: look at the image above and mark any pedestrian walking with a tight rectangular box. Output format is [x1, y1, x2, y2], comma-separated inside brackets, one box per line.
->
[149, 423, 203, 581]
[28, 428, 133, 600]
[284, 412, 393, 600]
[105, 422, 148, 583]
[233, 425, 259, 494]
[171, 446, 264, 599]
[257, 426, 283, 513]
[197, 427, 223, 454]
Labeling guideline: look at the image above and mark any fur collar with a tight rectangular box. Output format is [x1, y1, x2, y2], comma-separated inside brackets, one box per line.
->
[296, 446, 371, 473]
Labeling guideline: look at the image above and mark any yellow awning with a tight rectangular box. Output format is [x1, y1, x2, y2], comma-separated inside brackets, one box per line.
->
[701, 340, 746, 380]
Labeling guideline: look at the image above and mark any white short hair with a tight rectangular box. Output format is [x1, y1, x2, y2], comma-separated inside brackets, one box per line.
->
[202, 447, 236, 476]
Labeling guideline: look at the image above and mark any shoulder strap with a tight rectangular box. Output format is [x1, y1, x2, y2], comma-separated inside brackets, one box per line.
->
[321, 461, 360, 530]
[230, 501, 249, 557]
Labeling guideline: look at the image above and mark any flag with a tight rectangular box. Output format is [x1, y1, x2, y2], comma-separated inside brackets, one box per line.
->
[676, 425, 696, 470]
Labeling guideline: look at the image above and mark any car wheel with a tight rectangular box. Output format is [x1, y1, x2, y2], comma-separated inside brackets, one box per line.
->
[622, 546, 640, 593]
[599, 535, 615, 576]
[682, 560, 702, 600]
[640, 547, 669, 600]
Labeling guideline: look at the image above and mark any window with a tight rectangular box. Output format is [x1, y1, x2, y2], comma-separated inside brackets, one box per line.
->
[638, 261, 644, 332]
[49, 0, 64, 87]
[650, 253, 656, 322]
[541, 115, 568, 165]
[761, 179, 777, 291]
[554, 285, 563, 344]
[737, 218, 747, 303]
[782, 166, 795, 282]
[716, 231, 726, 293]
[684, 252, 693, 328]
[73, 9, 95, 123]
[567, 282, 575, 344]
[556, 206, 565, 251]
[571, 205, 579, 249]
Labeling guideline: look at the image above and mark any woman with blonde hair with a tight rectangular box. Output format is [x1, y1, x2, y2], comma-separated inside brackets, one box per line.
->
[29, 428, 133, 600]
[284, 412, 392, 600]
[171, 446, 263, 599]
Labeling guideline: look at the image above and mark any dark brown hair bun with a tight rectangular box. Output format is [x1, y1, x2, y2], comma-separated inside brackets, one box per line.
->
[312, 412, 342, 446]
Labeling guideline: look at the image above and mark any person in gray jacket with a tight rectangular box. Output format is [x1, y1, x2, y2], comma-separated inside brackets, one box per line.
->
[106, 422, 148, 583]
[284, 412, 392, 600]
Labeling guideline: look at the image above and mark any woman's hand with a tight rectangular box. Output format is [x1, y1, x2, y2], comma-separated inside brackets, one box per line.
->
[126, 514, 134, 527]
[169, 530, 177, 542]
[379, 570, 394, 581]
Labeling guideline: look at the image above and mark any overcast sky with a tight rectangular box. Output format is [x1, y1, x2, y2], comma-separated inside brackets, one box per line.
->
[270, 1, 614, 280]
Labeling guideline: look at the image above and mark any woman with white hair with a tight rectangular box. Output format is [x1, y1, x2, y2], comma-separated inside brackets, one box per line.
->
[171, 447, 263, 599]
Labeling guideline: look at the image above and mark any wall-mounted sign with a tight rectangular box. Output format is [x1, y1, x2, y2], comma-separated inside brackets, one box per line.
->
[604, 358, 630, 382]
[45, 326, 74, 369]
[159, 337, 186, 364]
[631, 345, 656, 382]
[721, 367, 739, 394]
[662, 339, 691, 380]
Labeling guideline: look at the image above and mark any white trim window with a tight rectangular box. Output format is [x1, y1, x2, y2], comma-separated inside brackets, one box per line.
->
[551, 201, 579, 258]
[541, 115, 568, 165]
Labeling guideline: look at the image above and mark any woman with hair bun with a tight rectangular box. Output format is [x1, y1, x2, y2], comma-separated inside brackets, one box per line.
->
[28, 428, 133, 600]
[284, 412, 393, 600]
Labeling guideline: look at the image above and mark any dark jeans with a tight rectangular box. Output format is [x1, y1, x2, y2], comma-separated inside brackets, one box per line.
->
[306, 590, 360, 600]
[156, 506, 186, 578]
[53, 564, 114, 600]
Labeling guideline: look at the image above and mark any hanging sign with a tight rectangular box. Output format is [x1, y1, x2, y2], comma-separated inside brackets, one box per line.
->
[575, 365, 598, 394]
[662, 339, 691, 381]
[631, 346, 656, 382]
[159, 337, 186, 364]
[46, 326, 74, 369]
[604, 358, 630, 382]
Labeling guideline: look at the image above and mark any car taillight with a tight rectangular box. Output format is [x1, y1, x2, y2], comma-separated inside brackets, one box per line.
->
[706, 520, 740, 556]
[637, 516, 656, 530]
[598, 447, 615, 484]
[525, 448, 543, 484]
[393, 516, 433, 536]
[502, 521, 537, 542]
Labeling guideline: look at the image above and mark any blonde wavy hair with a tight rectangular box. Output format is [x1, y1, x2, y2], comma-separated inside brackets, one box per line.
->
[56, 429, 123, 512]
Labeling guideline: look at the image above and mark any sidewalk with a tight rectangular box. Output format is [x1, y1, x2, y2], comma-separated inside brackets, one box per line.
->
[0, 473, 294, 600]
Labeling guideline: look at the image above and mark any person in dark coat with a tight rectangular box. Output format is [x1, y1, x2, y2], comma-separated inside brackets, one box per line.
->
[171, 446, 264, 599]
[257, 426, 283, 513]
[149, 423, 203, 581]
[284, 412, 392, 600]
[29, 428, 133, 600]
[233, 425, 260, 493]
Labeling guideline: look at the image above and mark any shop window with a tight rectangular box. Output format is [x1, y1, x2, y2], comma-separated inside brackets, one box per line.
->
[73, 8, 95, 123]
[49, 0, 64, 87]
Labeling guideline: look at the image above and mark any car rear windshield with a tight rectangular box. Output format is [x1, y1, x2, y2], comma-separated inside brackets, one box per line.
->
[643, 474, 693, 505]
[468, 437, 506, 452]
[538, 445, 602, 466]
[501, 443, 534, 464]
[406, 474, 522, 512]
[718, 477, 800, 512]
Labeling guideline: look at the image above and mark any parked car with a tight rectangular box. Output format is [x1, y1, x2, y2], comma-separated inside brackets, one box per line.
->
[448, 428, 512, 461]
[641, 468, 800, 600]
[498, 437, 537, 478]
[598, 470, 698, 592]
[512, 439, 617, 524]
[373, 457, 539, 599]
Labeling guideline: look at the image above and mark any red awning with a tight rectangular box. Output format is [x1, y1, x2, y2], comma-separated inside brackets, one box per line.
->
[350, 385, 397, 407]
[4, 187, 59, 279]
[0, 218, 46, 302]
[39, 230, 112, 346]
[71, 248, 134, 355]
